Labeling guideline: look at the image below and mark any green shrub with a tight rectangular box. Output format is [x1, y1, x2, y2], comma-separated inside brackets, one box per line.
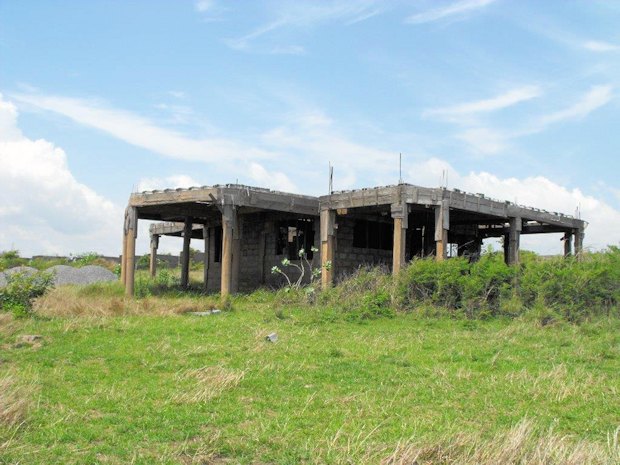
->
[394, 248, 619, 321]
[136, 254, 150, 270]
[0, 271, 54, 316]
[72, 252, 100, 267]
[0, 250, 27, 271]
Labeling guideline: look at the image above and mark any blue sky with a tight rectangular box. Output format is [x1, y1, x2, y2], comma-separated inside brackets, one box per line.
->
[1, 0, 619, 256]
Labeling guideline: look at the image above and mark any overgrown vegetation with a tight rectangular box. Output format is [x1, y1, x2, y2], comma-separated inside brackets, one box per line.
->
[1, 293, 618, 463]
[0, 250, 118, 272]
[0, 271, 54, 317]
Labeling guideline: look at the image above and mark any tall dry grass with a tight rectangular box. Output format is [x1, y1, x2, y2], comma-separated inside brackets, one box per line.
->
[0, 313, 17, 339]
[173, 366, 245, 403]
[0, 374, 31, 429]
[32, 286, 215, 318]
[382, 419, 620, 465]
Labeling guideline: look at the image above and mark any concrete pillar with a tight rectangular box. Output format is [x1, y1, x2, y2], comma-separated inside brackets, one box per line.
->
[124, 206, 138, 296]
[506, 217, 521, 265]
[574, 227, 584, 260]
[220, 206, 236, 298]
[120, 229, 128, 286]
[149, 234, 159, 277]
[435, 200, 449, 261]
[563, 231, 573, 257]
[203, 226, 210, 291]
[258, 222, 269, 285]
[391, 203, 408, 274]
[231, 215, 241, 294]
[320, 209, 336, 289]
[180, 217, 193, 288]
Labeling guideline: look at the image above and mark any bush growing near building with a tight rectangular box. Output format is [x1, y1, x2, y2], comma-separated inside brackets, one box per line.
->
[392, 247, 620, 321]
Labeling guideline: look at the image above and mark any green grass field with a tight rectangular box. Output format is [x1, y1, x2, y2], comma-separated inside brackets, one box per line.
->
[1, 287, 619, 464]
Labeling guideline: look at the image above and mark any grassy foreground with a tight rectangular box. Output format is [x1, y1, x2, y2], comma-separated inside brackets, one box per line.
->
[1, 286, 619, 464]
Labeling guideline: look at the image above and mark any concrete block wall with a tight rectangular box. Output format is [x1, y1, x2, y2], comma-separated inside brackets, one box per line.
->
[204, 212, 321, 293]
[334, 217, 393, 279]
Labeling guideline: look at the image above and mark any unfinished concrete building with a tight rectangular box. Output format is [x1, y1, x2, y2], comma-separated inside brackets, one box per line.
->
[121, 185, 320, 296]
[121, 183, 586, 296]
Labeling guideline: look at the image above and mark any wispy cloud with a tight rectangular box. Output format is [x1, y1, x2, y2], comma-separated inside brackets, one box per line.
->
[194, 0, 214, 13]
[430, 85, 613, 156]
[582, 40, 620, 52]
[424, 85, 542, 120]
[405, 0, 496, 25]
[538, 85, 613, 126]
[224, 1, 385, 54]
[456, 127, 508, 156]
[12, 92, 274, 163]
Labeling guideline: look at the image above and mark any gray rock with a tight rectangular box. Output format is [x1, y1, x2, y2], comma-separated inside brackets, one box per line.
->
[187, 309, 222, 316]
[47, 265, 82, 285]
[4, 266, 38, 277]
[265, 332, 278, 343]
[0, 266, 39, 288]
[47, 265, 117, 286]
[78, 265, 117, 285]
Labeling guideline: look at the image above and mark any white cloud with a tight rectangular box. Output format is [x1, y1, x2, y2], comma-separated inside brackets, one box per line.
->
[405, 0, 496, 24]
[0, 94, 122, 257]
[424, 86, 542, 120]
[456, 127, 508, 155]
[12, 93, 274, 163]
[195, 0, 214, 13]
[260, 110, 397, 192]
[582, 40, 619, 52]
[429, 86, 613, 156]
[137, 175, 202, 192]
[248, 162, 297, 192]
[538, 85, 614, 126]
[407, 158, 620, 253]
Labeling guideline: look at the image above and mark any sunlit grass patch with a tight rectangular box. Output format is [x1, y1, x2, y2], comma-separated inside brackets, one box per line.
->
[382, 419, 620, 465]
[173, 366, 245, 403]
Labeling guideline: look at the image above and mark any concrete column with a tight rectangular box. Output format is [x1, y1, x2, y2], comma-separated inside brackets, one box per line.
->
[180, 217, 193, 289]
[220, 206, 236, 298]
[563, 231, 573, 257]
[258, 222, 268, 285]
[506, 217, 521, 265]
[203, 226, 210, 291]
[574, 227, 584, 260]
[231, 214, 241, 294]
[149, 234, 159, 277]
[120, 229, 128, 286]
[391, 204, 408, 274]
[124, 206, 138, 296]
[434, 200, 449, 261]
[320, 209, 336, 289]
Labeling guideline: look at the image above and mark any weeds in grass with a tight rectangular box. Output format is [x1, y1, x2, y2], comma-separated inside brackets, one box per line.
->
[173, 366, 245, 403]
[382, 419, 620, 465]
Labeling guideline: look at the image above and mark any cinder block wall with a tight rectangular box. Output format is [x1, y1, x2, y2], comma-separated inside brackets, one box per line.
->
[204, 212, 321, 293]
[333, 217, 392, 279]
